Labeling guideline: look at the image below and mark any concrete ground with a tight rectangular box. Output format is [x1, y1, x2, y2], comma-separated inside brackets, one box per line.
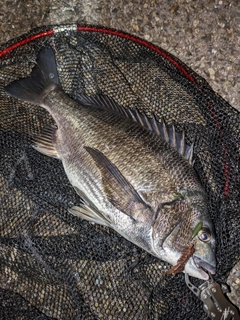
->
[0, 0, 239, 111]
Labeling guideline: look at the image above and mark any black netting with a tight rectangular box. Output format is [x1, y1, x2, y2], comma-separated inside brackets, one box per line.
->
[0, 25, 239, 319]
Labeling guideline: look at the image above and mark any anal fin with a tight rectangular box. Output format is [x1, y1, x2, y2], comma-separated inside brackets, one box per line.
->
[32, 125, 59, 159]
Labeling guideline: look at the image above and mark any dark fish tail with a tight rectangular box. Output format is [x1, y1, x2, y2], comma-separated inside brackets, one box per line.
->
[4, 47, 59, 105]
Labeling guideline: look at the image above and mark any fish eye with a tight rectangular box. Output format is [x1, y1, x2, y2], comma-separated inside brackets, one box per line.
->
[198, 228, 211, 242]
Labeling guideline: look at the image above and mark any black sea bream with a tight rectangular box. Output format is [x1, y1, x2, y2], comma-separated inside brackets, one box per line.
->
[5, 47, 216, 280]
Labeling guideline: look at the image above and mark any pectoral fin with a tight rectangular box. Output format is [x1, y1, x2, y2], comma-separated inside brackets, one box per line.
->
[69, 186, 110, 226]
[85, 146, 153, 221]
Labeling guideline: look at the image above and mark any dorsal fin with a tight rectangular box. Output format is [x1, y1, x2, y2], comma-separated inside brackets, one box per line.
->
[77, 93, 194, 164]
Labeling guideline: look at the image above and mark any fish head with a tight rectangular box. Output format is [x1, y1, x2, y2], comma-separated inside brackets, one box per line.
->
[159, 218, 216, 280]
[178, 188, 216, 280]
[185, 217, 216, 280]
[152, 190, 216, 280]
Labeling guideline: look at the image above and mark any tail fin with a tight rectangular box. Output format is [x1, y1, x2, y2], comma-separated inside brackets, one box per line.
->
[4, 47, 59, 105]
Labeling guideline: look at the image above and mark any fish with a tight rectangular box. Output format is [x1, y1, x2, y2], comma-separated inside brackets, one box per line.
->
[4, 47, 216, 280]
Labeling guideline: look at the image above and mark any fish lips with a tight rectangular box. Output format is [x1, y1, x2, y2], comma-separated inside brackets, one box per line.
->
[193, 255, 216, 275]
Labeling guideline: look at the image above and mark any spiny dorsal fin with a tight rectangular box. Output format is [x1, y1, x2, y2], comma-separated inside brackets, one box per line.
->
[77, 93, 194, 165]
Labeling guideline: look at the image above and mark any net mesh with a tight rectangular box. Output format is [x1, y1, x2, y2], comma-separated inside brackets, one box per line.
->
[0, 25, 239, 319]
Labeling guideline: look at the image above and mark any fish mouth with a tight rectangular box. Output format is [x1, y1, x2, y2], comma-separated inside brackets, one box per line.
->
[193, 255, 216, 275]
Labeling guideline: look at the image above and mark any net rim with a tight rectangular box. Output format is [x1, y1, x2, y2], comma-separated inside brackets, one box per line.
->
[0, 24, 196, 82]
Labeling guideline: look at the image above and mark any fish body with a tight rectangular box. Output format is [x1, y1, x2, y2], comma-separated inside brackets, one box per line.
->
[5, 47, 216, 280]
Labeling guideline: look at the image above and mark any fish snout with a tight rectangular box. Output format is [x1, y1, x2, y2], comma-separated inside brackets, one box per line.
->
[193, 255, 216, 275]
